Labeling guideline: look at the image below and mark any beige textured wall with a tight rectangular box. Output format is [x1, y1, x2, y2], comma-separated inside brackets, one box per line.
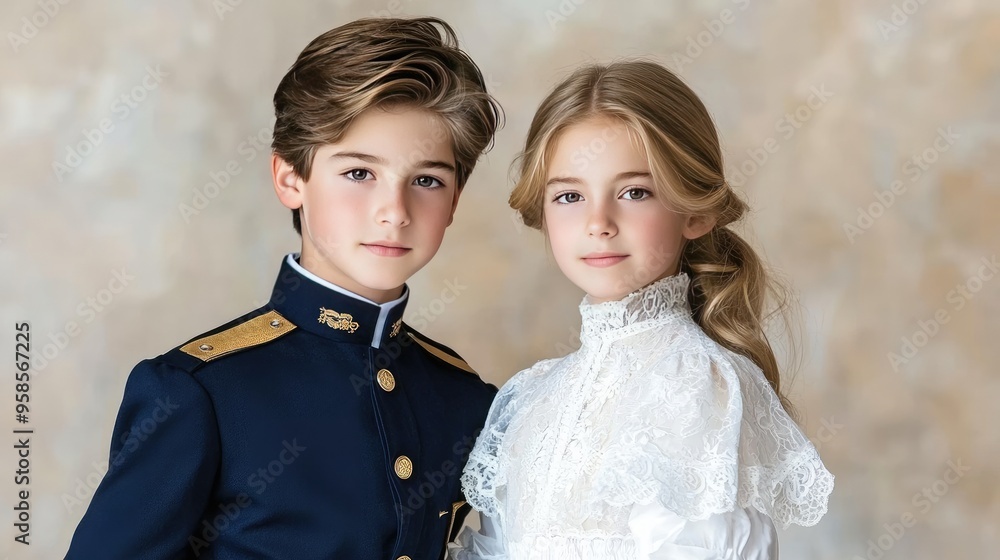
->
[1, 0, 998, 558]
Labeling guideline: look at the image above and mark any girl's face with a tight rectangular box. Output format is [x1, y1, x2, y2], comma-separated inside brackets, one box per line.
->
[542, 117, 709, 304]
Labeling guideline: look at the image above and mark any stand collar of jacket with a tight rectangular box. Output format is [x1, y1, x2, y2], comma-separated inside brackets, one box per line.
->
[268, 253, 408, 348]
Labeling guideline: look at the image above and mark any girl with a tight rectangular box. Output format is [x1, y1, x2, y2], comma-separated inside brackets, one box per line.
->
[450, 61, 833, 559]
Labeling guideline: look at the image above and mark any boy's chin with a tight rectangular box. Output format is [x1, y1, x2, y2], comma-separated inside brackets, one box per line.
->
[354, 264, 426, 291]
[353, 274, 410, 293]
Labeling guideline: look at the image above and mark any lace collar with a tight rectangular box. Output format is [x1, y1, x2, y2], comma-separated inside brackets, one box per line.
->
[579, 272, 692, 344]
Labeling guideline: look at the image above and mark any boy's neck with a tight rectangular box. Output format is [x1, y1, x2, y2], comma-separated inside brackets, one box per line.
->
[290, 252, 406, 305]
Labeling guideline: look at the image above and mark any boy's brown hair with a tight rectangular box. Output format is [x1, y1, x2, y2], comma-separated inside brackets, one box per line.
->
[271, 17, 502, 234]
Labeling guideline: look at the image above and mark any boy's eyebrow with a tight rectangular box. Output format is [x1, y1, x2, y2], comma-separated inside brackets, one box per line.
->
[330, 151, 387, 165]
[412, 159, 457, 174]
[330, 151, 456, 174]
[545, 170, 652, 187]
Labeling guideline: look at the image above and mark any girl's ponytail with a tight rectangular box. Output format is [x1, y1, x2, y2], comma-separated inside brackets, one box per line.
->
[682, 211, 794, 413]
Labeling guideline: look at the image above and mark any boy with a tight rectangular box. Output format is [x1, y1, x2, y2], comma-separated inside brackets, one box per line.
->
[66, 17, 500, 559]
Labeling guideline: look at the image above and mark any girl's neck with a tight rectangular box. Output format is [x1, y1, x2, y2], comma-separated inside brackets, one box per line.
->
[578, 272, 692, 345]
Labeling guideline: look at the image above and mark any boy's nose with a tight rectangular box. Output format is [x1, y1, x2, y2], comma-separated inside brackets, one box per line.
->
[374, 186, 411, 228]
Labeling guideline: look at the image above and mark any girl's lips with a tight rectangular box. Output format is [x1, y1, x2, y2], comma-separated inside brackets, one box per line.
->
[581, 255, 628, 267]
[362, 244, 411, 257]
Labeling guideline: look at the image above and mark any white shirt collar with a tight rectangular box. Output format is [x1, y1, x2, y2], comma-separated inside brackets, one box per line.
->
[285, 253, 408, 348]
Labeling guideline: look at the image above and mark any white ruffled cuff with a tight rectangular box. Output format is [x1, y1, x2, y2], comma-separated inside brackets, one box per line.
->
[448, 517, 507, 560]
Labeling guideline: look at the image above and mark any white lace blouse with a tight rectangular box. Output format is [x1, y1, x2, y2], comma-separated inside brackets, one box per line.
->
[450, 273, 834, 560]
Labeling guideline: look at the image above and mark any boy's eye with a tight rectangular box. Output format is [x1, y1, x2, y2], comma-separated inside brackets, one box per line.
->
[345, 169, 372, 182]
[414, 176, 443, 188]
[621, 188, 651, 201]
[554, 192, 582, 204]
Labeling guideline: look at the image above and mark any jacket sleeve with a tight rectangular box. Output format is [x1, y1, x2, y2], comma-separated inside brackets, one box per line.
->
[65, 358, 220, 560]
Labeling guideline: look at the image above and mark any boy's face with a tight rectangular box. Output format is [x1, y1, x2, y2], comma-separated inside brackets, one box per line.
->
[272, 107, 460, 303]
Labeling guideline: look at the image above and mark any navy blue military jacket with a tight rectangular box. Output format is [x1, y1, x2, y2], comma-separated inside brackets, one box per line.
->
[66, 255, 497, 559]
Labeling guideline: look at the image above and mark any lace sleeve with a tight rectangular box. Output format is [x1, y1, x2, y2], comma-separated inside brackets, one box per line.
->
[460, 359, 556, 518]
[593, 350, 833, 529]
[731, 352, 834, 528]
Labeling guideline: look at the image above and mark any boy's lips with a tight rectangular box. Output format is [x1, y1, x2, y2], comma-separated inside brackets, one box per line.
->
[362, 242, 411, 257]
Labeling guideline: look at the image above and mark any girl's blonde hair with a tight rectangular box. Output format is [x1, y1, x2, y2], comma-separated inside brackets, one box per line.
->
[510, 60, 795, 412]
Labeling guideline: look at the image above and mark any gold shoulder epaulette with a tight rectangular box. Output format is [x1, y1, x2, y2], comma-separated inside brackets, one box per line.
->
[407, 332, 477, 374]
[180, 310, 296, 362]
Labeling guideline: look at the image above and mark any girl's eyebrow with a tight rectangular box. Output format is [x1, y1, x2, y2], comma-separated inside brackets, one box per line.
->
[615, 170, 652, 181]
[545, 170, 652, 187]
[545, 175, 583, 187]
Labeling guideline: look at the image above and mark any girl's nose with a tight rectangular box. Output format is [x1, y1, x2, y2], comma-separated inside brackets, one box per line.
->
[586, 205, 618, 238]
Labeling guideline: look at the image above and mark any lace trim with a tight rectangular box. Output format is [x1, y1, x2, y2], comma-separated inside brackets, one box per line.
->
[591, 350, 834, 529]
[595, 445, 833, 529]
[462, 447, 502, 517]
[742, 445, 834, 528]
[461, 360, 558, 518]
[579, 272, 691, 344]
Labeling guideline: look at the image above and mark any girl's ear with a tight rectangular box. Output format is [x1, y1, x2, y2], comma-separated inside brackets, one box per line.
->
[682, 214, 718, 240]
[272, 153, 304, 210]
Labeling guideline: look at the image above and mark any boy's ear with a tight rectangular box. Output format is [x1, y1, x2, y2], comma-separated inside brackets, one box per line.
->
[682, 214, 718, 240]
[271, 153, 304, 210]
[446, 186, 462, 226]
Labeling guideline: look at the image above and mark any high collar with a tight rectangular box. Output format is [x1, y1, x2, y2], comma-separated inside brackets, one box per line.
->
[268, 253, 408, 348]
[579, 272, 692, 345]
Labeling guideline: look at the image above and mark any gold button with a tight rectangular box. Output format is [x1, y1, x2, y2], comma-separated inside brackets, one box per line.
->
[377, 369, 396, 392]
[397, 556, 411, 560]
[394, 456, 413, 480]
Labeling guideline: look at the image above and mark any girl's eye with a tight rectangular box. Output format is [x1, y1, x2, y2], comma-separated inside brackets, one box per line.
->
[414, 176, 444, 189]
[345, 169, 372, 182]
[621, 188, 651, 201]
[554, 192, 583, 204]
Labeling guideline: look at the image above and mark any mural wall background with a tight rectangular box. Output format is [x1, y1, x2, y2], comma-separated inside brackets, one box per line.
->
[1, 0, 997, 557]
